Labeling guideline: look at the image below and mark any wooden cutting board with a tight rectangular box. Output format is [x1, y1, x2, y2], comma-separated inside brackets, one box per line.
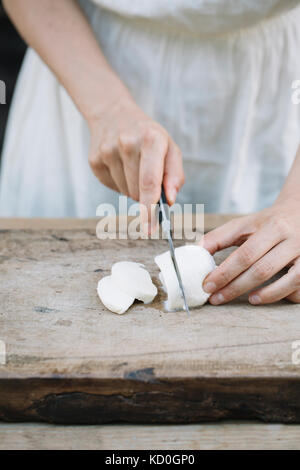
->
[1, 216, 300, 425]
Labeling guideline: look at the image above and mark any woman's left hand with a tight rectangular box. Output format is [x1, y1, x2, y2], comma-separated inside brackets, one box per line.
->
[202, 197, 300, 305]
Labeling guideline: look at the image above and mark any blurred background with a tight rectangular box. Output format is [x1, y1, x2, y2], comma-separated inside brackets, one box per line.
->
[0, 2, 26, 157]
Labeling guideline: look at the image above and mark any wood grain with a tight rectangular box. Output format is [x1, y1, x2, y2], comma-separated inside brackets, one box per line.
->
[0, 214, 237, 231]
[0, 217, 300, 424]
[0, 422, 299, 450]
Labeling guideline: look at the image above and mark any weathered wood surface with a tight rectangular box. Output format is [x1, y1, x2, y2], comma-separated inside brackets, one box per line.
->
[0, 214, 237, 231]
[1, 216, 300, 424]
[1, 422, 300, 450]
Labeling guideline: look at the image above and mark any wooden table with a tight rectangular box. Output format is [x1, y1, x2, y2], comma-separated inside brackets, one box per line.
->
[1, 216, 300, 449]
[1, 422, 300, 450]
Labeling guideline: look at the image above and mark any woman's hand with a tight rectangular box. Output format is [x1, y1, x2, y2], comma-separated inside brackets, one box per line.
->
[88, 97, 184, 232]
[202, 197, 300, 305]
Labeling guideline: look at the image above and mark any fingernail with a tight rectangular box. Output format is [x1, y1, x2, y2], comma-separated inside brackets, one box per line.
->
[169, 188, 177, 205]
[210, 293, 224, 305]
[203, 282, 217, 294]
[198, 235, 205, 248]
[249, 294, 261, 305]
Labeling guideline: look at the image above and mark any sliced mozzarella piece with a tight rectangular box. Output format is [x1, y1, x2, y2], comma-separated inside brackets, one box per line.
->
[111, 261, 157, 304]
[97, 276, 134, 314]
[97, 262, 157, 314]
[155, 245, 216, 311]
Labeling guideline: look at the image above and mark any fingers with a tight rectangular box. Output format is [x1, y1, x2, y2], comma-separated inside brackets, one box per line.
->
[163, 142, 185, 205]
[89, 122, 184, 236]
[287, 290, 300, 303]
[139, 129, 168, 232]
[202, 216, 253, 255]
[209, 240, 295, 305]
[100, 143, 129, 196]
[249, 260, 300, 305]
[118, 133, 140, 201]
[203, 218, 286, 295]
[89, 157, 119, 193]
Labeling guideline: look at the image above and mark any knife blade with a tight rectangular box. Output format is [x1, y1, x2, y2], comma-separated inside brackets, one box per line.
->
[159, 187, 190, 317]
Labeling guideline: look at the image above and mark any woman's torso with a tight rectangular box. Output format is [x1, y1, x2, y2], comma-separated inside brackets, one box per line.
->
[1, 0, 300, 217]
[80, 0, 300, 213]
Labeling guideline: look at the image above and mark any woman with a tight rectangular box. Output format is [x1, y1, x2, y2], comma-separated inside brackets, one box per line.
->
[1, 0, 300, 305]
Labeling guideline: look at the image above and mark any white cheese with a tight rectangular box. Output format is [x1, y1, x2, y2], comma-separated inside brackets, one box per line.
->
[155, 245, 216, 311]
[97, 262, 157, 314]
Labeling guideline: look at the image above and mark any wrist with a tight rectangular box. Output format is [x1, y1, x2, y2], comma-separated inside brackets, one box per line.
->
[82, 78, 134, 128]
[275, 187, 300, 207]
[274, 145, 300, 207]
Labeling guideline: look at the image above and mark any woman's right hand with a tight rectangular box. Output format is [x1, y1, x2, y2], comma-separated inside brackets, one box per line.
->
[88, 96, 185, 233]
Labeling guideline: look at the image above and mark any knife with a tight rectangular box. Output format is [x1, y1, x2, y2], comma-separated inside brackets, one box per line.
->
[159, 187, 190, 317]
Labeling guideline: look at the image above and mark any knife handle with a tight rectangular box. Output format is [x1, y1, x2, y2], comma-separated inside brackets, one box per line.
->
[160, 185, 168, 205]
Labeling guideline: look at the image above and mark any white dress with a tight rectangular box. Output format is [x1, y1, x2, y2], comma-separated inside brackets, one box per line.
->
[1, 0, 300, 216]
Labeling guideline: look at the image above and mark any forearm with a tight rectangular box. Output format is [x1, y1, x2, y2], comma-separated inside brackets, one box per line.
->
[3, 0, 132, 122]
[276, 143, 300, 203]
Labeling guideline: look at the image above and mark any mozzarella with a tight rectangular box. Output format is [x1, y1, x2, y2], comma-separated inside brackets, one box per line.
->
[97, 275, 134, 315]
[155, 245, 216, 311]
[97, 262, 157, 314]
[111, 261, 157, 304]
